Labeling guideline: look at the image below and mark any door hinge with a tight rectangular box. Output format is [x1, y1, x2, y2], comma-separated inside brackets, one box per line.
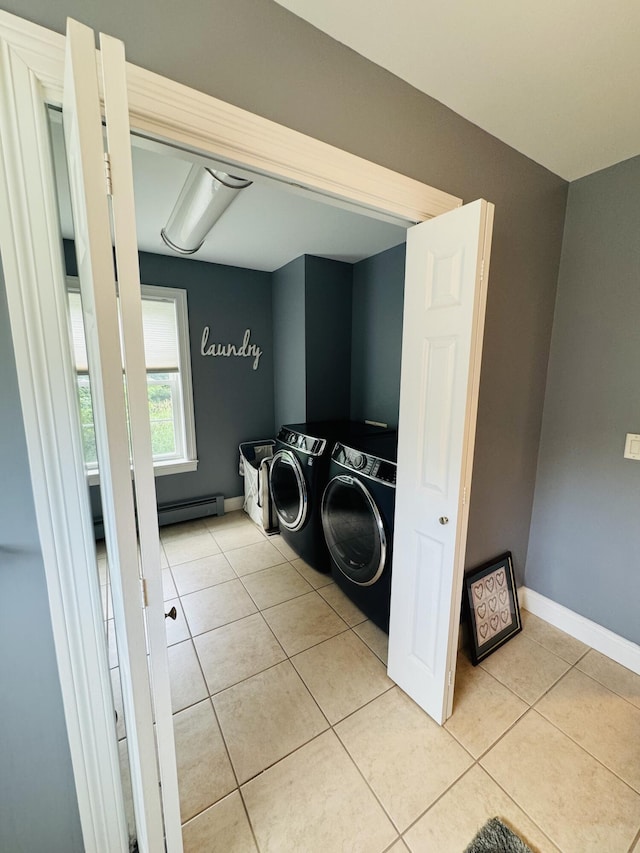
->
[448, 670, 453, 687]
[140, 577, 148, 608]
[463, 485, 467, 506]
[104, 152, 113, 197]
[480, 257, 485, 282]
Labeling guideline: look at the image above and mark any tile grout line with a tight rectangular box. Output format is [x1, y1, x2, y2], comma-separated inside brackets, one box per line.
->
[444, 690, 526, 766]
[518, 617, 591, 667]
[474, 707, 568, 851]
[573, 653, 640, 712]
[171, 537, 341, 823]
[396, 759, 557, 853]
[171, 519, 404, 844]
[478, 700, 640, 852]
[471, 757, 563, 853]
[628, 824, 640, 853]
[236, 785, 264, 853]
[270, 583, 400, 839]
[127, 518, 640, 852]
[478, 652, 573, 707]
[166, 530, 246, 830]
[446, 680, 561, 851]
[531, 676, 640, 799]
[539, 653, 637, 712]
[185, 533, 272, 853]
[471, 656, 545, 708]
[329, 724, 407, 837]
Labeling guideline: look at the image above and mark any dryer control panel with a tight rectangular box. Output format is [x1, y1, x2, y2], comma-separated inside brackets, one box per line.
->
[277, 427, 327, 457]
[333, 442, 397, 486]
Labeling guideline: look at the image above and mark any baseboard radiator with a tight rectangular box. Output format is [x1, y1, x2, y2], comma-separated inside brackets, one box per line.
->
[94, 494, 225, 540]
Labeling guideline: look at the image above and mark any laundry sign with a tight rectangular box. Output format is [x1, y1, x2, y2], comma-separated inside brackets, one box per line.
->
[200, 326, 263, 370]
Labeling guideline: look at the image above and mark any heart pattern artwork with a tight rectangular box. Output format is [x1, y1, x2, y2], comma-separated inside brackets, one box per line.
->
[470, 567, 513, 647]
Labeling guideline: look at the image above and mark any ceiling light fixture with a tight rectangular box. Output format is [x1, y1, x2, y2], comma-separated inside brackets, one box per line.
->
[160, 165, 253, 255]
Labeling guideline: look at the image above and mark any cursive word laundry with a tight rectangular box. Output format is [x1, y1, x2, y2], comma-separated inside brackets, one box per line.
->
[200, 326, 262, 370]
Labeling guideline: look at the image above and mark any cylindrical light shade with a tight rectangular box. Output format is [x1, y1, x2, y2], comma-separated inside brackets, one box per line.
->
[161, 166, 252, 255]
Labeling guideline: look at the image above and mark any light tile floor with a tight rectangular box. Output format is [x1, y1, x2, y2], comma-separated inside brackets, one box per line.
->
[101, 512, 640, 852]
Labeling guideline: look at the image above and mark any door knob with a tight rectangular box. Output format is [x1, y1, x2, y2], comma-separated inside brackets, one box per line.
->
[165, 606, 177, 620]
[438, 516, 449, 525]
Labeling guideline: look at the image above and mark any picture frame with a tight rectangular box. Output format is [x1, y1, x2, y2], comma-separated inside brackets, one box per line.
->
[464, 551, 522, 665]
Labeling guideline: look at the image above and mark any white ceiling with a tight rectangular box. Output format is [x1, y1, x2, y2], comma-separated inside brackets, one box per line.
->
[275, 0, 640, 181]
[49, 113, 406, 272]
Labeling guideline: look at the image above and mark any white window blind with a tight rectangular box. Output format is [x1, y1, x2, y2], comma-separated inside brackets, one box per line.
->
[67, 279, 197, 479]
[69, 291, 180, 373]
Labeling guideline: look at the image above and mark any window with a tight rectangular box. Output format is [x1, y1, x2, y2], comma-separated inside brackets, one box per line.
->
[68, 278, 197, 482]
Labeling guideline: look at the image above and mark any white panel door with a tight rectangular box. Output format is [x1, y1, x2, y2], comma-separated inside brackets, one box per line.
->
[387, 199, 494, 725]
[99, 32, 183, 852]
[64, 19, 180, 851]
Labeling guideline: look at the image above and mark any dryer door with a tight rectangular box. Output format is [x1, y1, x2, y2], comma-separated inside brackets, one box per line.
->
[269, 449, 308, 531]
[322, 475, 386, 586]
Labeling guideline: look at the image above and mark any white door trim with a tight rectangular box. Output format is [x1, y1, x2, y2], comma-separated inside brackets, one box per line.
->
[0, 9, 462, 849]
[0, 11, 461, 224]
[0, 24, 129, 853]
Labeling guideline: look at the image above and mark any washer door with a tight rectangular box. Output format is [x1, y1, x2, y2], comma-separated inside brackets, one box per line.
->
[269, 449, 308, 531]
[321, 475, 386, 586]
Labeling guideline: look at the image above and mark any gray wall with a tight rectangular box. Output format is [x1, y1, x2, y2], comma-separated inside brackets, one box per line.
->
[1, 1, 571, 840]
[272, 256, 307, 428]
[272, 255, 352, 429]
[305, 256, 352, 422]
[350, 244, 405, 428]
[141, 252, 274, 505]
[4, 0, 568, 578]
[526, 156, 640, 644]
[64, 242, 274, 511]
[0, 264, 84, 852]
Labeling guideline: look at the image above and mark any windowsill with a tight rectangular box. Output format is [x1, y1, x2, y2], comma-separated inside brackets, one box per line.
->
[86, 458, 198, 487]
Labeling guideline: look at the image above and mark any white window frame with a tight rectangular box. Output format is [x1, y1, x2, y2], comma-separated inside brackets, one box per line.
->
[67, 276, 197, 484]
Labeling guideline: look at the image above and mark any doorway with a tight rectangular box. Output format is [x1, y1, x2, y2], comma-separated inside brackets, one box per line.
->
[48, 105, 412, 842]
[0, 14, 491, 851]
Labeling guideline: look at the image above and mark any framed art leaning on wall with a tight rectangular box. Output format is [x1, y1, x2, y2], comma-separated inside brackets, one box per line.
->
[464, 551, 522, 664]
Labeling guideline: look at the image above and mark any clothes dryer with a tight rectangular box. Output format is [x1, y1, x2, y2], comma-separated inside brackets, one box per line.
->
[269, 421, 393, 574]
[321, 433, 397, 631]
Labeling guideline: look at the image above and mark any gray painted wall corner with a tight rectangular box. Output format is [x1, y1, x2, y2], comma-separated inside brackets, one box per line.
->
[272, 255, 307, 430]
[350, 243, 405, 428]
[304, 255, 353, 422]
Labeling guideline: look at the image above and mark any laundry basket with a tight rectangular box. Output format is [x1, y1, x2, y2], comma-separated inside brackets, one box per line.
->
[239, 440, 278, 532]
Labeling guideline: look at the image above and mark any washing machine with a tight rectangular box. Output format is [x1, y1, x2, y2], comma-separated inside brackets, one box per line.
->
[269, 421, 393, 574]
[321, 433, 397, 631]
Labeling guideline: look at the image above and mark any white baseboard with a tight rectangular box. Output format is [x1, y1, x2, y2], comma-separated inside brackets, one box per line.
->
[520, 586, 640, 676]
[224, 495, 245, 513]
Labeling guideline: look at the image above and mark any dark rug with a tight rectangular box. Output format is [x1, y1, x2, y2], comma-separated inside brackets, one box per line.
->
[464, 817, 533, 853]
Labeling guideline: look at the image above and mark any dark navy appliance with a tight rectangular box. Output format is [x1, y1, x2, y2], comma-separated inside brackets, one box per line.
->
[269, 421, 393, 574]
[321, 433, 397, 631]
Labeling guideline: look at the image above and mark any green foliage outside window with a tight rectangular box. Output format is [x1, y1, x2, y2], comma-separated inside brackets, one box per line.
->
[77, 373, 177, 466]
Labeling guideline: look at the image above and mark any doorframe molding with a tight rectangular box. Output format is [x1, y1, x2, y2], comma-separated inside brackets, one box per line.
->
[0, 20, 129, 852]
[0, 11, 462, 224]
[0, 10, 462, 849]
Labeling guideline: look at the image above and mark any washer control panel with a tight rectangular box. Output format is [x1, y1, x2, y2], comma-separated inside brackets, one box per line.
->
[333, 442, 397, 486]
[277, 427, 326, 457]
